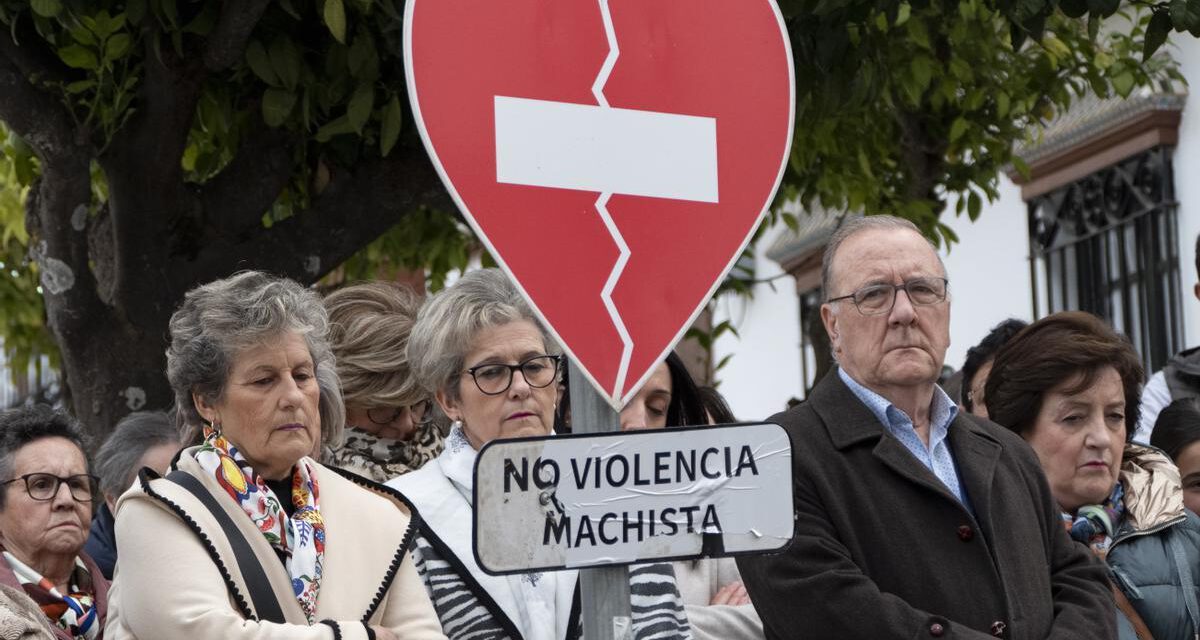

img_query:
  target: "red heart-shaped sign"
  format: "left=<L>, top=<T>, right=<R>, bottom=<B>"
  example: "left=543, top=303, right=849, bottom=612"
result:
left=405, top=0, right=795, bottom=406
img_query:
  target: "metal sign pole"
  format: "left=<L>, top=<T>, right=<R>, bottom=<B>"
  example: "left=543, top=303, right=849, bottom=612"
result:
left=567, top=360, right=633, bottom=640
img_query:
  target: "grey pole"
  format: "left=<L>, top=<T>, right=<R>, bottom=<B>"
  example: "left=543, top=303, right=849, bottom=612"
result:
left=567, top=359, right=633, bottom=640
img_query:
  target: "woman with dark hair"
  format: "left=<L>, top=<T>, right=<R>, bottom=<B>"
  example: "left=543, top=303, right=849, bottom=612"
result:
left=620, top=352, right=706, bottom=431
left=986, top=311, right=1200, bottom=639
left=0, top=405, right=108, bottom=640
left=1151, top=398, right=1200, bottom=516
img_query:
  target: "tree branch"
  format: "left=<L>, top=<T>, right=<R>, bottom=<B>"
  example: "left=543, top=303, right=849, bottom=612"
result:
left=199, top=124, right=296, bottom=233
left=203, top=0, right=272, bottom=72
left=182, top=141, right=453, bottom=289
left=0, top=35, right=78, bottom=165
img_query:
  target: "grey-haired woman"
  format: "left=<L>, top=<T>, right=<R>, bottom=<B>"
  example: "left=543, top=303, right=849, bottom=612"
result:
left=388, top=268, right=692, bottom=640
left=83, top=411, right=179, bottom=580
left=104, top=271, right=444, bottom=640
left=324, top=282, right=444, bottom=482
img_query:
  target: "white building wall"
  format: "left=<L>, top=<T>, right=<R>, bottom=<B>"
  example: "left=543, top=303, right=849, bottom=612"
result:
left=710, top=224, right=804, bottom=421
left=1172, top=34, right=1200, bottom=342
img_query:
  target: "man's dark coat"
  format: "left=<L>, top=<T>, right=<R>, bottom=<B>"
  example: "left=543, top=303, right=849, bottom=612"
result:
left=738, top=370, right=1115, bottom=639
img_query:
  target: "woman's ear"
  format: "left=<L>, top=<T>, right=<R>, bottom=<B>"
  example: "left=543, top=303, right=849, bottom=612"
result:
left=193, top=391, right=218, bottom=425
left=435, top=388, right=461, bottom=423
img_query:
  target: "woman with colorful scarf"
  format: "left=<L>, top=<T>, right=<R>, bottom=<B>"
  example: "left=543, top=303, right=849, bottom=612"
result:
left=986, top=311, right=1200, bottom=640
left=323, top=282, right=444, bottom=483
left=0, top=405, right=109, bottom=640
left=104, top=272, right=445, bottom=640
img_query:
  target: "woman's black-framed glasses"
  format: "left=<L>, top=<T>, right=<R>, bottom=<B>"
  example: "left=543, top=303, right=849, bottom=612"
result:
left=465, top=354, right=562, bottom=396
left=1, top=473, right=98, bottom=502
left=827, top=277, right=949, bottom=316
left=367, top=400, right=433, bottom=426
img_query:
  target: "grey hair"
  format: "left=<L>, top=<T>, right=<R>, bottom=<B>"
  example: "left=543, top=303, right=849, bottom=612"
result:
left=0, top=405, right=90, bottom=510
left=94, top=411, right=180, bottom=500
left=166, top=270, right=346, bottom=448
left=820, top=214, right=944, bottom=302
left=324, top=281, right=425, bottom=408
left=408, top=268, right=557, bottom=401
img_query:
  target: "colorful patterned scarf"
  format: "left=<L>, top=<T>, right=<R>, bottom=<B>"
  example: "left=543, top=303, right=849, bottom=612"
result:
left=327, top=420, right=445, bottom=483
left=1061, top=482, right=1125, bottom=557
left=2, top=551, right=97, bottom=639
left=194, top=428, right=325, bottom=622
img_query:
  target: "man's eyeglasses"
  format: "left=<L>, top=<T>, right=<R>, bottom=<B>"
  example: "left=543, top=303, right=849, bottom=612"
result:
left=1, top=473, right=98, bottom=502
left=465, top=355, right=561, bottom=396
left=827, top=277, right=949, bottom=316
left=367, top=400, right=432, bottom=426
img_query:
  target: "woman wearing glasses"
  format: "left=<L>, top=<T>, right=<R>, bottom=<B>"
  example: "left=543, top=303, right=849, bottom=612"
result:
left=104, top=271, right=444, bottom=640
left=389, top=268, right=692, bottom=640
left=324, top=282, right=444, bottom=482
left=0, top=404, right=108, bottom=639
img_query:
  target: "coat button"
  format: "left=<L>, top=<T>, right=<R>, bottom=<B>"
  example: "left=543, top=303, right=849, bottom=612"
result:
left=991, top=620, right=1006, bottom=637
left=929, top=622, right=945, bottom=637
left=957, top=525, right=974, bottom=541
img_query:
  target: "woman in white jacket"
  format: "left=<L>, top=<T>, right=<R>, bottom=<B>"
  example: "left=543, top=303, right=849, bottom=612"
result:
left=104, top=271, right=445, bottom=640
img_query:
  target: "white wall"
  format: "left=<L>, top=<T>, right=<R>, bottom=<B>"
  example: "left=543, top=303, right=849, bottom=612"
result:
left=1171, top=34, right=1200, bottom=343
left=710, top=224, right=804, bottom=421
left=938, top=178, right=1035, bottom=371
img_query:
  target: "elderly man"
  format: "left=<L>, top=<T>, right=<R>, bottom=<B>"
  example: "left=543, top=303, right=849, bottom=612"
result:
left=738, top=216, right=1113, bottom=639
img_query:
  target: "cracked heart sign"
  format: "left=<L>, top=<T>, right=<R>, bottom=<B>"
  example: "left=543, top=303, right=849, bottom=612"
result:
left=405, top=0, right=794, bottom=407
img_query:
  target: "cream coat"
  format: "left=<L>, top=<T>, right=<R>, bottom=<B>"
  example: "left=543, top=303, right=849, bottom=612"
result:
left=104, top=451, right=446, bottom=640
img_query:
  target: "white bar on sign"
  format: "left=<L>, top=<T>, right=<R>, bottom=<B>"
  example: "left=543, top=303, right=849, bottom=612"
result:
left=494, top=96, right=718, bottom=203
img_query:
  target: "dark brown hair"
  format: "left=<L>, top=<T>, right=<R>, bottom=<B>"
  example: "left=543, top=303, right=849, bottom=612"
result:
left=984, top=311, right=1143, bottom=440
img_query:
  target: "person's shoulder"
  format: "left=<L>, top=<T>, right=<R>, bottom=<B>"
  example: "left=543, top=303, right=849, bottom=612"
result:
left=954, top=413, right=1040, bottom=466
left=317, top=461, right=417, bottom=521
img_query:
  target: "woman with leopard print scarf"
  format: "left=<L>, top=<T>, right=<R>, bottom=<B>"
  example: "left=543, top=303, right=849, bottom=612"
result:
left=324, top=281, right=445, bottom=483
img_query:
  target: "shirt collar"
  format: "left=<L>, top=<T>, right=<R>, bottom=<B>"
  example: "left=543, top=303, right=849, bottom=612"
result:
left=838, top=367, right=959, bottom=443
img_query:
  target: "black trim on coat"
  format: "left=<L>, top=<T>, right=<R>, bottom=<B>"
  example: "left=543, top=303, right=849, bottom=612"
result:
left=135, top=467, right=258, bottom=621
left=319, top=620, right=343, bottom=640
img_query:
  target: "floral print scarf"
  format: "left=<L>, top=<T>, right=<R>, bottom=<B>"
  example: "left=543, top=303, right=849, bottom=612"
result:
left=2, top=550, right=97, bottom=639
left=194, top=427, right=325, bottom=622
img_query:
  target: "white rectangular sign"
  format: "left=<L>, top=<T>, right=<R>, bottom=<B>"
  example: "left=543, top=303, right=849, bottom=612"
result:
left=473, top=423, right=793, bottom=575
left=494, top=95, right=719, bottom=203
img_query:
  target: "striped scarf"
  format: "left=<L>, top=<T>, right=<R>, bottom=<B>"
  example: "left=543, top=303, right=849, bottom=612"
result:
left=195, top=427, right=325, bottom=622
left=2, top=551, right=97, bottom=640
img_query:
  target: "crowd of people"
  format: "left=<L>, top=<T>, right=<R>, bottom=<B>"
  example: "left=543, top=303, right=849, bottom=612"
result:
left=0, top=215, right=1198, bottom=639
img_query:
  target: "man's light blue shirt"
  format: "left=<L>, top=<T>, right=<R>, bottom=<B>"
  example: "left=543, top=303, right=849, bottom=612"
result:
left=838, top=367, right=972, bottom=511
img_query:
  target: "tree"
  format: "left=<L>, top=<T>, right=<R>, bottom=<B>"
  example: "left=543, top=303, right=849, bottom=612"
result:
left=0, top=0, right=1183, bottom=437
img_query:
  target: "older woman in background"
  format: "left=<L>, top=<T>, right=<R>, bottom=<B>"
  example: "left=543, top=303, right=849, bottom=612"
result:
left=0, top=405, right=108, bottom=640
left=986, top=311, right=1200, bottom=639
left=389, top=268, right=691, bottom=640
left=323, top=282, right=443, bottom=482
left=105, top=271, right=444, bottom=640
left=83, top=411, right=179, bottom=580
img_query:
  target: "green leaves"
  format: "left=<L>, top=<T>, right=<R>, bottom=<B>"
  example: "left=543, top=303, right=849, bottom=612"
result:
left=1145, top=10, right=1172, bottom=60
left=58, top=44, right=99, bottom=70
left=324, top=0, right=347, bottom=43
left=262, top=89, right=298, bottom=128
left=347, top=83, right=375, bottom=133
left=380, top=95, right=402, bottom=157
left=30, top=0, right=61, bottom=18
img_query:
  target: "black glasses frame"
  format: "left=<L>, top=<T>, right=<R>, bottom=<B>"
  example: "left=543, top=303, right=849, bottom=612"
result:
left=1, top=472, right=99, bottom=503
left=367, top=400, right=433, bottom=426
left=826, top=277, right=949, bottom=316
left=464, top=354, right=562, bottom=396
